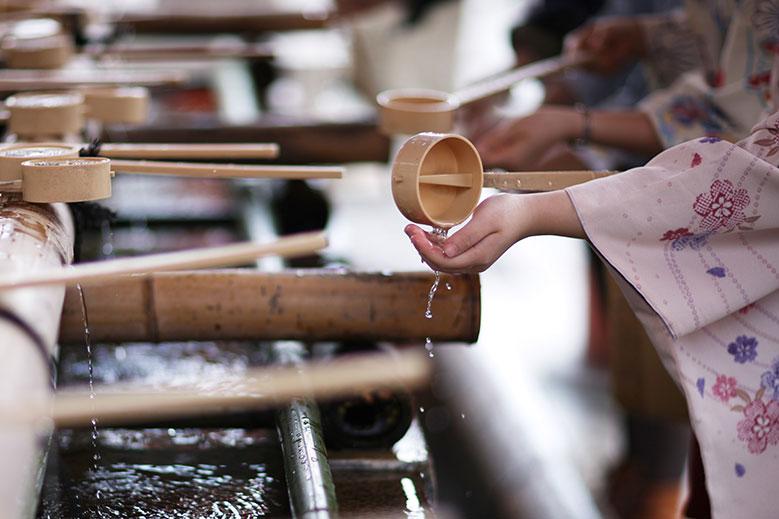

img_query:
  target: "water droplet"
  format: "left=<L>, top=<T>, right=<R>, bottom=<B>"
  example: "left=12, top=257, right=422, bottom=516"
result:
left=423, top=227, right=448, bottom=318
left=418, top=406, right=425, bottom=413
left=460, top=413, right=466, bottom=419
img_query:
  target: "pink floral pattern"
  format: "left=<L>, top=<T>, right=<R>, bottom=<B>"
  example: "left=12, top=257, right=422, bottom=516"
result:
left=737, top=398, right=779, bottom=454
left=713, top=374, right=739, bottom=402
left=693, top=179, right=751, bottom=231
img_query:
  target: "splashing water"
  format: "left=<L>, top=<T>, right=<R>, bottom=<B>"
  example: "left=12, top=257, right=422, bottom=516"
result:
left=76, top=284, right=101, bottom=475
left=424, top=227, right=448, bottom=319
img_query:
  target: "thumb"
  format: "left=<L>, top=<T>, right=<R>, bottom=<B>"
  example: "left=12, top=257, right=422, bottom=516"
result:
left=441, top=210, right=496, bottom=257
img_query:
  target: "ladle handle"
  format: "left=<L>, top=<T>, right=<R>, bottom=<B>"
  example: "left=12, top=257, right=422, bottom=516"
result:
left=0, top=231, right=327, bottom=290
left=0, top=70, right=189, bottom=91
left=47, top=350, right=429, bottom=428
left=483, top=170, right=613, bottom=191
left=109, top=159, right=343, bottom=179
left=98, top=143, right=280, bottom=160
left=454, top=53, right=591, bottom=106
left=86, top=42, right=274, bottom=61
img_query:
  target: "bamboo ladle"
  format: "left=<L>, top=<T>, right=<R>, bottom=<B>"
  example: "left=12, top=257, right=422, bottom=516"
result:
left=0, top=143, right=280, bottom=182
left=0, top=18, right=74, bottom=69
left=0, top=231, right=327, bottom=291
left=0, top=156, right=342, bottom=203
left=3, top=88, right=150, bottom=137
left=392, top=132, right=612, bottom=228
left=377, top=54, right=589, bottom=135
left=1, top=349, right=428, bottom=428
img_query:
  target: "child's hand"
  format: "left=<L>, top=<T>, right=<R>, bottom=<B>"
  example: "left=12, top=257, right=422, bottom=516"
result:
left=404, top=191, right=585, bottom=274
left=404, top=194, right=528, bottom=273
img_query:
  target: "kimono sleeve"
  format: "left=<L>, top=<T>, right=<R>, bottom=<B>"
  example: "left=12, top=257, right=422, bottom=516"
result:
left=566, top=111, right=779, bottom=338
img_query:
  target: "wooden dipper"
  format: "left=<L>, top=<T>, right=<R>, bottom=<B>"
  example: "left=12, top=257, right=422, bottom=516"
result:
left=0, top=143, right=79, bottom=181
left=391, top=132, right=612, bottom=228
left=81, top=86, right=150, bottom=125
left=3, top=156, right=342, bottom=203
left=1, top=18, right=74, bottom=69
left=4, top=88, right=150, bottom=138
left=4, top=91, right=84, bottom=139
left=377, top=54, right=588, bottom=135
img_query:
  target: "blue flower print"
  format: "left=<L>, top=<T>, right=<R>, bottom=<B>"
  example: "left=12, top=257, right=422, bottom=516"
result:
left=699, top=136, right=722, bottom=144
left=728, top=336, right=758, bottom=364
left=761, top=358, right=779, bottom=400
left=672, top=232, right=712, bottom=251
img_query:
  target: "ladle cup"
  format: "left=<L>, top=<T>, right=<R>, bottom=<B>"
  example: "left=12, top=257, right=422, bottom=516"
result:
left=391, top=132, right=612, bottom=228
left=377, top=53, right=589, bottom=135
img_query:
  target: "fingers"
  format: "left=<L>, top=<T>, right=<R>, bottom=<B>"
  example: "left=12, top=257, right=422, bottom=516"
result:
left=473, top=119, right=532, bottom=168
left=404, top=214, right=502, bottom=273
left=440, top=212, right=496, bottom=257
left=406, top=226, right=504, bottom=273
left=563, top=24, right=594, bottom=54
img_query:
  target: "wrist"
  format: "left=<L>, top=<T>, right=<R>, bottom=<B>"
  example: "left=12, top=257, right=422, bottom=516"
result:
left=523, top=191, right=585, bottom=239
left=539, top=106, right=586, bottom=142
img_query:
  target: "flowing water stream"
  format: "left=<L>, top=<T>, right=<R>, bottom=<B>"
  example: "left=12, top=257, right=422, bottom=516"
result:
left=76, top=284, right=101, bottom=479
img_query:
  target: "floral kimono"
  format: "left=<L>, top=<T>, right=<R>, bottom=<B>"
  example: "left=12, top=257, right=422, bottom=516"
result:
left=566, top=4, right=779, bottom=514
left=638, top=0, right=778, bottom=146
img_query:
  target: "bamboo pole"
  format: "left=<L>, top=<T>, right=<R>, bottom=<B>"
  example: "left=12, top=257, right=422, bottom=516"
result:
left=0, top=232, right=328, bottom=290
left=96, top=143, right=280, bottom=160
left=58, top=270, right=481, bottom=344
left=0, top=194, right=74, bottom=519
left=10, top=349, right=430, bottom=428
left=85, top=41, right=275, bottom=61
left=109, top=159, right=343, bottom=180
left=113, top=8, right=332, bottom=34
left=0, top=69, right=189, bottom=92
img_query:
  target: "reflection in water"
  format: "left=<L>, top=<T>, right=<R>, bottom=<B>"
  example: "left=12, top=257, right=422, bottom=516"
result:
left=39, top=428, right=289, bottom=518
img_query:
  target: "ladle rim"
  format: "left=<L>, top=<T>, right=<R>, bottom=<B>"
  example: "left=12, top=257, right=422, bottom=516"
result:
left=377, top=88, right=459, bottom=113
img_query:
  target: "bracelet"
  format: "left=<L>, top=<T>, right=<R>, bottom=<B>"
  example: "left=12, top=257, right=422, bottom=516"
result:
left=574, top=103, right=591, bottom=147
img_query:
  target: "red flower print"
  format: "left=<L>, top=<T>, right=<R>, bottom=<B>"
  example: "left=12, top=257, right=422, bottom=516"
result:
left=749, top=71, right=771, bottom=88
left=709, top=69, right=724, bottom=87
left=740, top=303, right=757, bottom=315
left=660, top=228, right=692, bottom=242
left=691, top=153, right=702, bottom=167
left=737, top=398, right=779, bottom=454
left=713, top=374, right=738, bottom=402
left=693, top=180, right=750, bottom=231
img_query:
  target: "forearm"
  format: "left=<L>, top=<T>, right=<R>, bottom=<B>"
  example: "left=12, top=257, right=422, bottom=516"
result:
left=523, top=190, right=585, bottom=240
left=588, top=109, right=664, bottom=156
left=548, top=106, right=664, bottom=156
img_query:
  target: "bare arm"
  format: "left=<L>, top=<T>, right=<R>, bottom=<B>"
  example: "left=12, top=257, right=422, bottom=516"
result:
left=473, top=106, right=663, bottom=170
left=405, top=190, right=584, bottom=274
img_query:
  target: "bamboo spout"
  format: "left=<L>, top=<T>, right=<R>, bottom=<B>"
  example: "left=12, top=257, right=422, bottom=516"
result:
left=58, top=270, right=481, bottom=344
left=0, top=194, right=74, bottom=518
